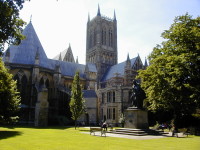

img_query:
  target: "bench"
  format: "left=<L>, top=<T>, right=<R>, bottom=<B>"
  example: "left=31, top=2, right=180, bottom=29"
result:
left=175, top=132, right=189, bottom=138
left=90, top=127, right=106, bottom=137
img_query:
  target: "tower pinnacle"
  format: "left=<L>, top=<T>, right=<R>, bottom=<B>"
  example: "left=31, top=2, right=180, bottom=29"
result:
left=30, top=14, right=32, bottom=22
left=113, top=10, right=116, bottom=21
left=97, top=4, right=101, bottom=16
left=88, top=13, right=90, bottom=22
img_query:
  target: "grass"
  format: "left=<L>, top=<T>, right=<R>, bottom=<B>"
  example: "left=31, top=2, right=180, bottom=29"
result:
left=0, top=126, right=200, bottom=150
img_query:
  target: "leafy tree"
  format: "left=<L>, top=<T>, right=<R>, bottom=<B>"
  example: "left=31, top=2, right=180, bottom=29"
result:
left=69, top=72, right=85, bottom=129
left=138, top=14, right=200, bottom=128
left=0, top=58, right=21, bottom=124
left=0, top=0, right=27, bottom=54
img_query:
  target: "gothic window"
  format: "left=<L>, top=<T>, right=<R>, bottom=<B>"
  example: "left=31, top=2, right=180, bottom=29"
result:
left=101, top=109, right=104, bottom=120
left=91, top=32, right=94, bottom=47
left=89, top=32, right=93, bottom=48
left=107, top=108, right=111, bottom=119
left=104, top=29, right=106, bottom=45
left=14, top=74, right=29, bottom=106
left=14, top=74, right=20, bottom=90
left=113, top=91, right=115, bottom=103
left=101, top=30, right=103, bottom=45
left=113, top=108, right=116, bottom=120
left=102, top=28, right=106, bottom=45
left=102, top=93, right=104, bottom=104
left=21, top=75, right=28, bottom=105
left=107, top=92, right=111, bottom=102
left=39, top=77, right=44, bottom=88
left=94, top=28, right=96, bottom=46
left=109, top=29, right=113, bottom=47
left=45, top=79, right=49, bottom=88
left=107, top=108, right=109, bottom=119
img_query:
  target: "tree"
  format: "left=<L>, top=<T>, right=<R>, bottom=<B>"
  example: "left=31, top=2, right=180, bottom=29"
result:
left=0, top=58, right=21, bottom=124
left=0, top=0, right=27, bottom=54
left=69, top=72, right=85, bottom=129
left=137, top=14, right=200, bottom=128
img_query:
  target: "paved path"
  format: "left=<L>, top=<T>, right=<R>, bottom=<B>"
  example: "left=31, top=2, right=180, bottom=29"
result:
left=81, top=131, right=171, bottom=140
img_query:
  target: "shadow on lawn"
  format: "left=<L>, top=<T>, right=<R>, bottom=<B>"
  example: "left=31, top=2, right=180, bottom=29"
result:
left=2, top=125, right=74, bottom=130
left=0, top=131, right=22, bottom=140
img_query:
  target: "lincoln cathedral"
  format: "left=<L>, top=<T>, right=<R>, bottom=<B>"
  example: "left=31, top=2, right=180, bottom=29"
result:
left=3, top=6, right=147, bottom=126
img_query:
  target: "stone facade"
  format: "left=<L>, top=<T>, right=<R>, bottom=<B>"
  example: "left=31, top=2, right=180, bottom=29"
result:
left=3, top=6, right=147, bottom=126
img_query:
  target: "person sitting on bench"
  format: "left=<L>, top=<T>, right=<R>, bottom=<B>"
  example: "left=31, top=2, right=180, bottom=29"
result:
left=102, top=122, right=107, bottom=131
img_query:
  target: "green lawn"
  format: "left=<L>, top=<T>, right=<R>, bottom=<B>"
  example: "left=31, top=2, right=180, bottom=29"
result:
left=0, top=126, right=199, bottom=150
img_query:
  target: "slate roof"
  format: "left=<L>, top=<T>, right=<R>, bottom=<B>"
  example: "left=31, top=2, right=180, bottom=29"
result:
left=101, top=57, right=137, bottom=82
left=83, top=90, right=97, bottom=98
left=3, top=22, right=50, bottom=69
left=86, top=63, right=97, bottom=72
left=48, top=59, right=85, bottom=77
left=3, top=22, right=86, bottom=78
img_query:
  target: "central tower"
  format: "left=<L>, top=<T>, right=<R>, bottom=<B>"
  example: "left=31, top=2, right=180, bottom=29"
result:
left=86, top=5, right=118, bottom=83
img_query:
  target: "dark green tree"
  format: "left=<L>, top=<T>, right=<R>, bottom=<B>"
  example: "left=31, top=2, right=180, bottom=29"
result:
left=138, top=14, right=200, bottom=127
left=0, top=0, right=27, bottom=54
left=0, top=58, right=21, bottom=124
left=69, top=72, right=85, bottom=129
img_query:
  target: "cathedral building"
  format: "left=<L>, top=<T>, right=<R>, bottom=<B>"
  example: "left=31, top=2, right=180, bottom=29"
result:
left=3, top=6, right=146, bottom=126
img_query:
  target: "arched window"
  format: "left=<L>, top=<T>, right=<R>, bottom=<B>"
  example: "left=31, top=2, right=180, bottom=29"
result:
left=21, top=75, right=28, bottom=105
left=14, top=74, right=20, bottom=90
left=39, top=77, right=44, bottom=88
left=45, top=79, right=49, bottom=88
left=89, top=31, right=93, bottom=48
left=102, top=28, right=106, bottom=45
left=109, top=29, right=113, bottom=47
left=94, top=28, right=96, bottom=46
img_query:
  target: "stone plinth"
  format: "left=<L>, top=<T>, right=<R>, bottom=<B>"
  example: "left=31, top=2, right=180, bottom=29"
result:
left=35, top=87, right=49, bottom=127
left=124, top=107, right=149, bottom=129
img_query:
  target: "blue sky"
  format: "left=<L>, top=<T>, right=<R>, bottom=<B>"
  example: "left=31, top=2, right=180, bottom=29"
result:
left=20, top=0, right=200, bottom=64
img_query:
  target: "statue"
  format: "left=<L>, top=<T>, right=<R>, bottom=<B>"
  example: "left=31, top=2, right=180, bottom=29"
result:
left=130, top=80, right=146, bottom=109
left=125, top=80, right=149, bottom=129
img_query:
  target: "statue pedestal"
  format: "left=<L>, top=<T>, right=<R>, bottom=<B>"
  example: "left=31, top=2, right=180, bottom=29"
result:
left=124, top=107, right=149, bottom=129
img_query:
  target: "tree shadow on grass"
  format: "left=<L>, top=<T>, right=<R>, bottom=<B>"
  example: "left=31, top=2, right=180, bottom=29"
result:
left=0, top=131, right=22, bottom=140
left=3, top=125, right=74, bottom=130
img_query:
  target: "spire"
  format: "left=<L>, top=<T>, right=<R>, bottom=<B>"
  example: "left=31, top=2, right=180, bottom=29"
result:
left=113, top=9, right=116, bottom=21
left=127, top=53, right=130, bottom=61
left=63, top=43, right=75, bottom=63
left=30, top=14, right=32, bottom=23
left=76, top=56, right=79, bottom=64
left=68, top=43, right=71, bottom=50
left=126, top=53, right=131, bottom=68
left=97, top=4, right=101, bottom=16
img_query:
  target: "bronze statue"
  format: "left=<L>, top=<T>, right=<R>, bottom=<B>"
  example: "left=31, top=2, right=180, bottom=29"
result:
left=130, top=80, right=146, bottom=109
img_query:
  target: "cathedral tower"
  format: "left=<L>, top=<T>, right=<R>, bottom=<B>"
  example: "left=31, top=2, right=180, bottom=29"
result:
left=86, top=5, right=118, bottom=83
